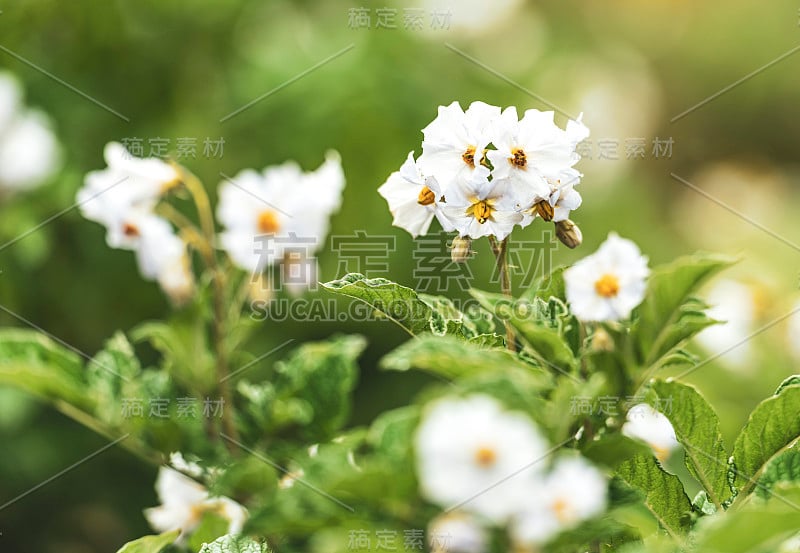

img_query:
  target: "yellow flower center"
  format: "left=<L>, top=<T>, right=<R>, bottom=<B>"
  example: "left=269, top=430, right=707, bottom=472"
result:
left=594, top=274, right=620, bottom=298
left=462, top=146, right=477, bottom=168
left=533, top=199, right=554, bottom=221
left=257, top=210, right=280, bottom=234
left=474, top=446, right=497, bottom=467
left=468, top=199, right=493, bottom=224
left=417, top=186, right=436, bottom=206
left=552, top=497, right=573, bottom=522
left=511, top=147, right=527, bottom=168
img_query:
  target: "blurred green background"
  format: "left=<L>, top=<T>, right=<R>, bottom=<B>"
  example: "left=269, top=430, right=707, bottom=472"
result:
left=1, top=0, right=799, bottom=550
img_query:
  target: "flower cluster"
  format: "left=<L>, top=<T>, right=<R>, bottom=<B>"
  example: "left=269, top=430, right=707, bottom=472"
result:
left=379, top=101, right=588, bottom=249
left=0, top=72, right=60, bottom=192
left=77, top=143, right=193, bottom=304
left=77, top=143, right=345, bottom=303
left=415, top=395, right=608, bottom=547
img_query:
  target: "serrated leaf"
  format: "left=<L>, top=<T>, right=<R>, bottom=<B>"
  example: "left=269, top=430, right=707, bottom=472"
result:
left=649, top=380, right=730, bottom=508
left=732, top=385, right=800, bottom=494
left=198, top=534, right=271, bottom=553
left=776, top=375, right=800, bottom=395
left=115, top=530, right=179, bottom=553
left=323, top=273, right=439, bottom=335
left=0, top=328, right=93, bottom=410
left=632, top=254, right=734, bottom=367
left=470, top=289, right=576, bottom=371
left=616, top=454, right=691, bottom=542
left=755, top=448, right=800, bottom=500
left=271, top=335, right=366, bottom=441
left=380, top=334, right=551, bottom=387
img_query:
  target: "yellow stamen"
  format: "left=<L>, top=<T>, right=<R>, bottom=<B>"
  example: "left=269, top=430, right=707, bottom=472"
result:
left=257, top=210, right=280, bottom=234
left=474, top=447, right=497, bottom=467
left=511, top=147, right=527, bottom=168
left=468, top=200, right=493, bottom=224
left=462, top=146, right=477, bottom=168
left=552, top=498, right=572, bottom=522
left=417, top=186, right=436, bottom=206
left=594, top=274, right=620, bottom=298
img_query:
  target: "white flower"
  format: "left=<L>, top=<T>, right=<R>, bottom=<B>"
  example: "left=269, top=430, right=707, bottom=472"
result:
left=78, top=142, right=180, bottom=223
left=439, top=166, right=523, bottom=240
left=622, top=403, right=680, bottom=463
left=378, top=151, right=450, bottom=237
left=696, top=279, right=756, bottom=370
left=486, top=108, right=588, bottom=208
left=168, top=452, right=204, bottom=478
left=0, top=72, right=60, bottom=191
left=428, top=512, right=488, bottom=553
left=144, top=466, right=247, bottom=540
left=217, top=151, right=345, bottom=274
left=415, top=395, right=549, bottom=523
left=511, top=457, right=607, bottom=546
left=418, top=101, right=499, bottom=186
left=564, top=233, right=650, bottom=322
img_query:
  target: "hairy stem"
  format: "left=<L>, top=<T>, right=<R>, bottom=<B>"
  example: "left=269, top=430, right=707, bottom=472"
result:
left=180, top=169, right=240, bottom=452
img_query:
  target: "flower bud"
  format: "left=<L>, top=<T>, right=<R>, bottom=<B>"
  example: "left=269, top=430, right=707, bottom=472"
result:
left=533, top=199, right=554, bottom=222
left=450, top=236, right=472, bottom=263
left=555, top=219, right=582, bottom=249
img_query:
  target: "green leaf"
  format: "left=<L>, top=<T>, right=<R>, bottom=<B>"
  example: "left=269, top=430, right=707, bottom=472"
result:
left=470, top=289, right=576, bottom=371
left=649, top=380, right=730, bottom=507
left=380, top=334, right=551, bottom=387
left=632, top=253, right=734, bottom=367
left=776, top=375, right=800, bottom=395
left=693, top=484, right=800, bottom=553
left=322, top=274, right=434, bottom=335
left=616, top=454, right=691, bottom=541
left=188, top=512, right=231, bottom=552
left=271, top=335, right=366, bottom=441
left=0, top=328, right=93, bottom=410
left=732, top=385, right=800, bottom=493
left=524, top=266, right=567, bottom=303
left=115, top=530, right=179, bottom=553
left=754, top=448, right=800, bottom=500
left=198, top=535, right=271, bottom=553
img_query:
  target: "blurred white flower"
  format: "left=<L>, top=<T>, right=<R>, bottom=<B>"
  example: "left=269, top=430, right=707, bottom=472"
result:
left=622, top=404, right=680, bottom=463
left=510, top=457, right=607, bottom=546
left=415, top=395, right=549, bottom=523
left=378, top=151, right=449, bottom=237
left=428, top=512, right=488, bottom=553
left=439, top=166, right=523, bottom=240
left=696, top=279, right=756, bottom=370
left=78, top=144, right=194, bottom=303
left=787, top=300, right=800, bottom=360
left=0, top=72, right=60, bottom=191
left=564, top=233, right=650, bottom=322
left=418, top=101, right=499, bottom=186
left=144, top=466, right=247, bottom=540
left=168, top=452, right=204, bottom=478
left=217, top=151, right=344, bottom=274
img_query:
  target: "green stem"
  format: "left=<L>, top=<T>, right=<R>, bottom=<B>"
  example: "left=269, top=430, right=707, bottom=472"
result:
left=490, top=236, right=516, bottom=352
left=180, top=169, right=240, bottom=452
